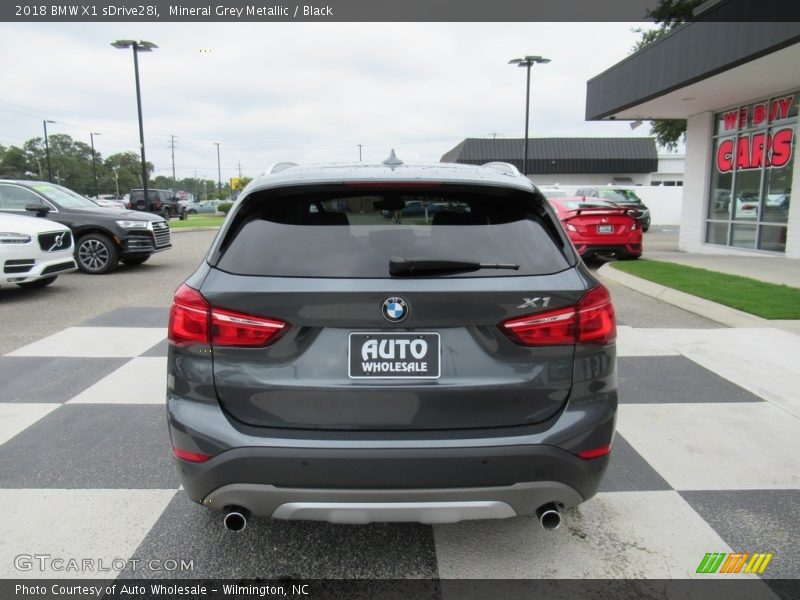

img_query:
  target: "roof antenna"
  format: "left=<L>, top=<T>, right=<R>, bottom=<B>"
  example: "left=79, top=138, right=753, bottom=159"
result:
left=383, top=149, right=403, bottom=166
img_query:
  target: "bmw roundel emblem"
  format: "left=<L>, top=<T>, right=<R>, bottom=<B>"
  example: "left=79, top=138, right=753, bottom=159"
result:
left=382, top=297, right=408, bottom=323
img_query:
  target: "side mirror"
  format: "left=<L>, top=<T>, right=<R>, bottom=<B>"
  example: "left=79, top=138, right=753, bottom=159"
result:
left=25, top=204, right=50, bottom=217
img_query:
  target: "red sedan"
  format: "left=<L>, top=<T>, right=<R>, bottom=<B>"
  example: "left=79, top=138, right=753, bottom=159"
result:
left=548, top=196, right=642, bottom=260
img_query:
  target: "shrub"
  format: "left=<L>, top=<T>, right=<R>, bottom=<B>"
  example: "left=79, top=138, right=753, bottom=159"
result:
left=217, top=202, right=234, bottom=215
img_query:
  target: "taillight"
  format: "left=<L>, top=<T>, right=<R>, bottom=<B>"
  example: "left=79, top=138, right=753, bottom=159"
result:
left=168, top=283, right=288, bottom=347
left=172, top=447, right=211, bottom=463
left=499, top=284, right=616, bottom=346
left=577, top=284, right=616, bottom=344
left=210, top=308, right=286, bottom=347
left=500, top=306, right=576, bottom=346
left=576, top=444, right=612, bottom=459
left=168, top=284, right=209, bottom=345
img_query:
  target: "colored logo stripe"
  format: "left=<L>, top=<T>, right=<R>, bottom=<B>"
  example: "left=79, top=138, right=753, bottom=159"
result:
left=697, top=552, right=773, bottom=574
left=745, top=553, right=774, bottom=574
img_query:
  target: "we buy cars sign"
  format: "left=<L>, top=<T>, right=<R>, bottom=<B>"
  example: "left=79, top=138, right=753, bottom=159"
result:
left=715, top=94, right=794, bottom=173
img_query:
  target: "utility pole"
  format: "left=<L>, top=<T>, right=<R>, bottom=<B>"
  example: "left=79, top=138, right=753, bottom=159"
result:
left=238, top=161, right=242, bottom=178
left=90, top=132, right=101, bottom=198
left=357, top=144, right=363, bottom=161
left=169, top=135, right=177, bottom=186
left=43, top=120, right=55, bottom=182
left=214, top=142, right=222, bottom=199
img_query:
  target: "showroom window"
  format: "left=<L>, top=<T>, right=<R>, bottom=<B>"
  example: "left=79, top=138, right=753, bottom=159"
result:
left=707, top=91, right=797, bottom=252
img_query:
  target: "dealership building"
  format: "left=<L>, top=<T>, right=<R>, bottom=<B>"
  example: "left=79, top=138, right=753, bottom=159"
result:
left=441, top=137, right=660, bottom=186
left=586, top=6, right=800, bottom=258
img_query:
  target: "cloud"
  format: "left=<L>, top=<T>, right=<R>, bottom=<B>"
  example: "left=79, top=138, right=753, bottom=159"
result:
left=0, top=22, right=655, bottom=180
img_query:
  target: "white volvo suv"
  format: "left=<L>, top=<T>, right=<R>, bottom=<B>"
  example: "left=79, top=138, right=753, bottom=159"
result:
left=0, top=212, right=77, bottom=288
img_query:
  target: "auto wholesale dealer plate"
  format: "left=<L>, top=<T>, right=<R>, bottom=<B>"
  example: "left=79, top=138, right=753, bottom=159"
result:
left=348, top=332, right=441, bottom=379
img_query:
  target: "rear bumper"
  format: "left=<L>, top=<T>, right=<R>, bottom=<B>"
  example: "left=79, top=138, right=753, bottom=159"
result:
left=173, top=442, right=609, bottom=507
left=168, top=395, right=614, bottom=522
left=202, top=481, right=586, bottom=523
left=576, top=243, right=642, bottom=258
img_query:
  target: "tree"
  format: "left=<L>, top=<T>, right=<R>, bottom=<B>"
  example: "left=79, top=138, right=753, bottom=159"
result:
left=631, top=0, right=705, bottom=150
left=0, top=145, right=32, bottom=179
left=103, top=152, right=154, bottom=195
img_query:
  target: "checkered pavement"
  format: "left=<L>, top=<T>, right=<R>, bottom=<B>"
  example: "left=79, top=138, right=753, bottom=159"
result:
left=0, top=308, right=798, bottom=583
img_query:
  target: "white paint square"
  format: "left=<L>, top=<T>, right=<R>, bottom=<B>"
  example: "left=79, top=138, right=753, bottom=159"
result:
left=0, top=404, right=60, bottom=446
left=434, top=491, right=756, bottom=579
left=0, top=489, right=176, bottom=579
left=618, top=403, right=800, bottom=490
left=7, top=327, right=165, bottom=358
left=68, top=357, right=166, bottom=404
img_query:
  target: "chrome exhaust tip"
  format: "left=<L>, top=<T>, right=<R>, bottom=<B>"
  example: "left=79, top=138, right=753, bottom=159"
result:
left=223, top=507, right=250, bottom=532
left=537, top=503, right=562, bottom=531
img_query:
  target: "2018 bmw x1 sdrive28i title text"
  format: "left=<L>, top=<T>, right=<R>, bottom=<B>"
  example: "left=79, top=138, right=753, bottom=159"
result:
left=166, top=154, right=617, bottom=532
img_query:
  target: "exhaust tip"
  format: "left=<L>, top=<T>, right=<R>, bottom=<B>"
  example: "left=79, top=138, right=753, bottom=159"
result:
left=537, top=503, right=562, bottom=531
left=223, top=507, right=249, bottom=532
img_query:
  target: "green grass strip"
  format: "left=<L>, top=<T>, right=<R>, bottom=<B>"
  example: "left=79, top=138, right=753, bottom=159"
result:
left=611, top=260, right=800, bottom=319
left=168, top=215, right=225, bottom=228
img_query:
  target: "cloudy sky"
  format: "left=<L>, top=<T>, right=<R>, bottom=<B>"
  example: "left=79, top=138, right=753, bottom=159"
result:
left=0, top=22, right=656, bottom=181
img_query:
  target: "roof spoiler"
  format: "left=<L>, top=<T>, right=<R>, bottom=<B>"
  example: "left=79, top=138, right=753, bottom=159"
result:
left=482, top=162, right=522, bottom=177
left=262, top=162, right=298, bottom=176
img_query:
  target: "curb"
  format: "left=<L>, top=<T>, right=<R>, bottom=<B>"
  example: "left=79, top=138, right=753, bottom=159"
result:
left=597, top=262, right=769, bottom=328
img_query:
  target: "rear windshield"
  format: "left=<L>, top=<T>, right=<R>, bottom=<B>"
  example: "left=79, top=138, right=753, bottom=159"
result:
left=596, top=189, right=643, bottom=204
left=214, top=185, right=570, bottom=278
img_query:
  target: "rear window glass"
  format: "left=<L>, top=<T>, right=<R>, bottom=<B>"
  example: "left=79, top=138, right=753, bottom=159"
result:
left=596, top=189, right=643, bottom=204
left=215, top=186, right=570, bottom=278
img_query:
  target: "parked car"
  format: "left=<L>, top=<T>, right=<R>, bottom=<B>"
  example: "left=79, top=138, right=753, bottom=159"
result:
left=549, top=196, right=642, bottom=260
left=128, top=188, right=188, bottom=220
left=0, top=212, right=77, bottom=288
left=91, top=195, right=127, bottom=210
left=575, top=186, right=651, bottom=232
left=187, top=200, right=224, bottom=215
left=0, top=180, right=171, bottom=274
left=167, top=156, right=617, bottom=531
left=537, top=186, right=568, bottom=197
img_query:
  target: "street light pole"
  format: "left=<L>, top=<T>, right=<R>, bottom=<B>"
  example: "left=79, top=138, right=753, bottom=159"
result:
left=112, top=39, right=157, bottom=206
left=43, top=120, right=56, bottom=182
left=214, top=142, right=222, bottom=199
left=90, top=132, right=101, bottom=198
left=508, top=55, right=550, bottom=175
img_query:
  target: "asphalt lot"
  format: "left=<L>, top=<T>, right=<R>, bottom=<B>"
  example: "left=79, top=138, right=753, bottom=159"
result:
left=1, top=227, right=798, bottom=588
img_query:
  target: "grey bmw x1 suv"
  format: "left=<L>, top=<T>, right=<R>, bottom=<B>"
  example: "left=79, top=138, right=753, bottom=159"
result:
left=167, top=155, right=617, bottom=531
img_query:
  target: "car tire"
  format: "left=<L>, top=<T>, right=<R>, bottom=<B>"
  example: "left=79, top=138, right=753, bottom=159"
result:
left=17, top=276, right=57, bottom=289
left=121, top=256, right=150, bottom=266
left=162, top=209, right=171, bottom=221
left=180, top=209, right=189, bottom=221
left=76, top=233, right=118, bottom=274
left=188, top=209, right=197, bottom=215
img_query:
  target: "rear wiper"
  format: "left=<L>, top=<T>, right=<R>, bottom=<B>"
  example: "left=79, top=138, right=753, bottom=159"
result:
left=389, top=257, right=520, bottom=276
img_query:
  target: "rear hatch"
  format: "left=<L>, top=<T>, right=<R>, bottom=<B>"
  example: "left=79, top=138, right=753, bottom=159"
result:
left=562, top=207, right=638, bottom=240
left=193, top=183, right=606, bottom=431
